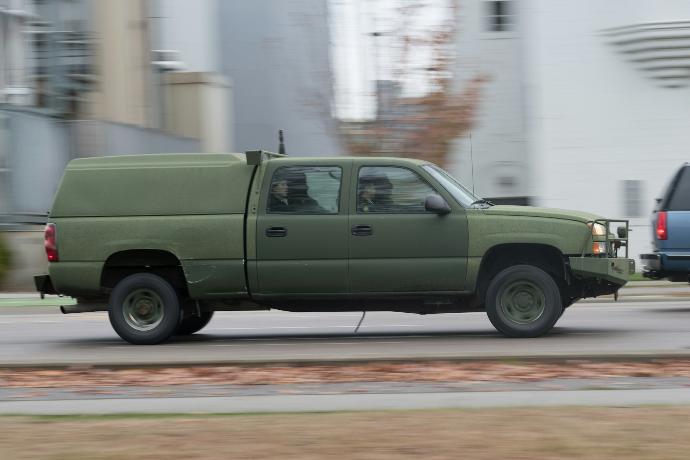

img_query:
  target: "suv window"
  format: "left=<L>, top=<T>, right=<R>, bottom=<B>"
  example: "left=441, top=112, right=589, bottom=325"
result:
left=267, top=166, right=342, bottom=214
left=666, top=166, right=690, bottom=211
left=357, top=166, right=437, bottom=213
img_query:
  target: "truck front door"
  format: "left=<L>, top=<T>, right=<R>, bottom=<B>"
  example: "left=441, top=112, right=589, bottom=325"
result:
left=348, top=164, right=468, bottom=293
left=254, top=162, right=351, bottom=295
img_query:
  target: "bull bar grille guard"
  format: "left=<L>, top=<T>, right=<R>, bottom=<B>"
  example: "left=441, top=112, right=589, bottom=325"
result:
left=590, top=218, right=630, bottom=259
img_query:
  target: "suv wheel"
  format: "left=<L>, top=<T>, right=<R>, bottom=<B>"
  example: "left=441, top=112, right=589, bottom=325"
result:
left=108, top=273, right=181, bottom=345
left=485, top=264, right=563, bottom=338
left=177, top=311, right=214, bottom=335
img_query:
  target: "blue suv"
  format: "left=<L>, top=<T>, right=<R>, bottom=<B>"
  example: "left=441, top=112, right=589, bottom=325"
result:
left=641, top=163, right=690, bottom=282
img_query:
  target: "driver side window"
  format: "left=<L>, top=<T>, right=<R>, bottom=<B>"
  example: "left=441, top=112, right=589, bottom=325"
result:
left=357, top=166, right=437, bottom=213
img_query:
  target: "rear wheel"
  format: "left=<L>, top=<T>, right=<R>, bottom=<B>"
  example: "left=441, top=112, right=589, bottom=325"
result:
left=108, top=273, right=181, bottom=345
left=485, top=264, right=563, bottom=338
left=177, top=311, right=214, bottom=335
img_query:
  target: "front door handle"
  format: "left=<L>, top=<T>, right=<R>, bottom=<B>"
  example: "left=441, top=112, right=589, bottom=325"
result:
left=351, top=224, right=373, bottom=236
left=265, top=226, right=287, bottom=237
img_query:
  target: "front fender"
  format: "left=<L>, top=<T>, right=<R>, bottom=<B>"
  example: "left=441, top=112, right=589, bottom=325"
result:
left=467, top=212, right=590, bottom=256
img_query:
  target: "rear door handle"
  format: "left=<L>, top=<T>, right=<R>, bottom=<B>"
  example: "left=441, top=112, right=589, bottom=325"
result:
left=265, top=226, right=287, bottom=237
left=351, top=224, right=373, bottom=236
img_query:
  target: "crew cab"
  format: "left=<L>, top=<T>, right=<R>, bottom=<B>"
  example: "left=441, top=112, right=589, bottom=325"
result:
left=35, top=151, right=635, bottom=344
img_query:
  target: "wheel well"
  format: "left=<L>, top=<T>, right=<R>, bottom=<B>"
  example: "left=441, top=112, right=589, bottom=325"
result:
left=476, top=244, right=567, bottom=302
left=100, top=250, right=188, bottom=295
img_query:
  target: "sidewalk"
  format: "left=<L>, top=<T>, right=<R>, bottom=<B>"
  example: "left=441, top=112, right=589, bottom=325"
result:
left=3, top=387, right=690, bottom=415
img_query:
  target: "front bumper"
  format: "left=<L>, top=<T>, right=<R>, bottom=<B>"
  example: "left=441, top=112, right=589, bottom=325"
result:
left=568, top=256, right=635, bottom=285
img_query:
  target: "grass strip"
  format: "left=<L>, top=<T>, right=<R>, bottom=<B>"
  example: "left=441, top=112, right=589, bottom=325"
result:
left=2, top=407, right=690, bottom=459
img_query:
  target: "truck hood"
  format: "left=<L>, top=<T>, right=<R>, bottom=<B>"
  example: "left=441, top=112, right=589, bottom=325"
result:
left=482, top=205, right=604, bottom=223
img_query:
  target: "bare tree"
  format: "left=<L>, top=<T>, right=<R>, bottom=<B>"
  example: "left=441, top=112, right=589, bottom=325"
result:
left=337, top=0, right=487, bottom=167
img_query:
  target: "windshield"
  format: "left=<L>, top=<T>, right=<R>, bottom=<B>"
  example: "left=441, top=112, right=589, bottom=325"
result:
left=422, top=164, right=488, bottom=208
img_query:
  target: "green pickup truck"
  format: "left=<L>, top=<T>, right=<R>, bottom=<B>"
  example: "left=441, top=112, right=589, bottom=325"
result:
left=35, top=151, right=635, bottom=344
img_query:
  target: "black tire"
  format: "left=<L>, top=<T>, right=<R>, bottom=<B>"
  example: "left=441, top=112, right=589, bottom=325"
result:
left=108, top=273, right=181, bottom=345
left=485, top=264, right=563, bottom=338
left=176, top=311, right=214, bottom=335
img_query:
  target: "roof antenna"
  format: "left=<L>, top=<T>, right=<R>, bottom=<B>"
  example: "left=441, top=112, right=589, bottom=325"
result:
left=469, top=131, right=475, bottom=195
left=278, top=129, right=286, bottom=155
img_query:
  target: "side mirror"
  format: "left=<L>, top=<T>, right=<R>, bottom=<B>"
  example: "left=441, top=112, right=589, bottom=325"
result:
left=617, top=226, right=627, bottom=238
left=425, top=194, right=451, bottom=215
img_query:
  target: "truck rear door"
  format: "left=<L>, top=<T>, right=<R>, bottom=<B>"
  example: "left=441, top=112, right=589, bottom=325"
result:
left=251, top=160, right=352, bottom=295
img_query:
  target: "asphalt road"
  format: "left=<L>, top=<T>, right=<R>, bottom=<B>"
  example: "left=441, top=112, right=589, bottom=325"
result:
left=2, top=295, right=690, bottom=366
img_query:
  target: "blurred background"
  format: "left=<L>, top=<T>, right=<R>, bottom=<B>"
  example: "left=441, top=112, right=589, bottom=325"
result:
left=1, top=0, right=689, bottom=290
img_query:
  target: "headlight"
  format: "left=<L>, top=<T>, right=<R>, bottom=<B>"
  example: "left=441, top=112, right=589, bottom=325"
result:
left=587, top=222, right=607, bottom=236
left=592, top=242, right=607, bottom=255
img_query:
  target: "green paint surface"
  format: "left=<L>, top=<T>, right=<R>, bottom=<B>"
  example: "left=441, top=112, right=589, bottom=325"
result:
left=41, top=153, right=632, bottom=303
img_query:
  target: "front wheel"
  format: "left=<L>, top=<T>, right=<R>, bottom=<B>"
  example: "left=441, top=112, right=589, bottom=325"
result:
left=108, top=273, right=181, bottom=345
left=485, top=264, right=563, bottom=338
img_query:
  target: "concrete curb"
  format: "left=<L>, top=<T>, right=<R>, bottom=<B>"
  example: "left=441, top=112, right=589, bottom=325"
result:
left=3, top=388, right=690, bottom=414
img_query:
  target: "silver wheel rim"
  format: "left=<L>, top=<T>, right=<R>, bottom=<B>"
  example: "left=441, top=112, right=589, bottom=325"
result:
left=122, top=288, right=165, bottom=331
left=498, top=279, right=546, bottom=325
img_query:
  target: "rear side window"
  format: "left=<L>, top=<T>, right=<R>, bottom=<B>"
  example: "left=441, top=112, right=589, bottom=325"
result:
left=666, top=166, right=690, bottom=211
left=267, top=166, right=342, bottom=214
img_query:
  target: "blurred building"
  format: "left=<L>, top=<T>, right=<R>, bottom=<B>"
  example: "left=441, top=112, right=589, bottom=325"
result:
left=449, top=0, right=690, bottom=258
left=218, top=0, right=342, bottom=156
left=0, top=1, right=34, bottom=107
left=148, top=0, right=343, bottom=155
left=1, top=0, right=342, bottom=289
left=0, top=0, right=229, bottom=289
left=0, top=0, right=239, bottom=221
left=450, top=0, right=528, bottom=205
left=150, top=0, right=230, bottom=153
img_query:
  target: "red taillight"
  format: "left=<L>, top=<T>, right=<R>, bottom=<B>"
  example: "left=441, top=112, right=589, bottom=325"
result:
left=44, top=223, right=59, bottom=262
left=656, top=211, right=668, bottom=241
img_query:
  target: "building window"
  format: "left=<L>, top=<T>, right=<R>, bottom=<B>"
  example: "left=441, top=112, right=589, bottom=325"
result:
left=485, top=1, right=514, bottom=32
left=622, top=180, right=644, bottom=217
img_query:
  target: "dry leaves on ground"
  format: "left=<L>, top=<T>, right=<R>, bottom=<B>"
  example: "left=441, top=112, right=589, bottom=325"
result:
left=2, top=359, right=690, bottom=388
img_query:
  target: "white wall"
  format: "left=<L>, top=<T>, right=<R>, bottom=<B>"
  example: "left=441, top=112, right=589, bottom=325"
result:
left=218, top=0, right=343, bottom=156
left=449, top=0, right=529, bottom=201
left=523, top=0, right=690, bottom=261
left=151, top=0, right=220, bottom=72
